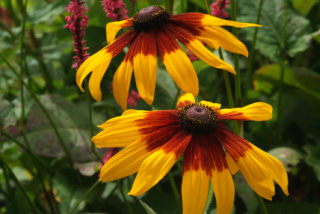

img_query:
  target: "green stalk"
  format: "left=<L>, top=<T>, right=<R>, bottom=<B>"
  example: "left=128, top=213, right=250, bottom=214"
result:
left=1, top=163, right=19, bottom=214
left=245, top=0, right=264, bottom=104
left=117, top=180, right=135, bottom=214
left=70, top=180, right=101, bottom=214
left=84, top=80, right=103, bottom=163
left=277, top=0, right=288, bottom=144
left=0, top=53, right=75, bottom=169
left=168, top=171, right=181, bottom=209
left=0, top=156, right=41, bottom=214
left=255, top=193, right=269, bottom=214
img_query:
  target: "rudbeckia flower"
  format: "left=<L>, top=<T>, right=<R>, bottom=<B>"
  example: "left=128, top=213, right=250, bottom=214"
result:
left=76, top=5, right=260, bottom=110
left=93, top=93, right=289, bottom=214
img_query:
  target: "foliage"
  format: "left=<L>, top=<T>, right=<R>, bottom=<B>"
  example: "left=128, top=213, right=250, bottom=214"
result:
left=0, top=0, right=320, bottom=213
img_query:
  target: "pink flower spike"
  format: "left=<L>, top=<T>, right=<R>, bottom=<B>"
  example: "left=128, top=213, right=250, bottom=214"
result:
left=101, top=0, right=129, bottom=21
left=65, top=0, right=90, bottom=69
left=211, top=0, right=230, bottom=19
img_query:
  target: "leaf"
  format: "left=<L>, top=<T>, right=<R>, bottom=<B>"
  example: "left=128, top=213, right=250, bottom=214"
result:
left=139, top=200, right=157, bottom=214
left=303, top=144, right=320, bottom=181
left=268, top=147, right=302, bottom=172
left=236, top=0, right=311, bottom=63
left=5, top=94, right=106, bottom=163
left=28, top=0, right=66, bottom=24
left=0, top=98, right=18, bottom=128
left=292, top=0, right=319, bottom=15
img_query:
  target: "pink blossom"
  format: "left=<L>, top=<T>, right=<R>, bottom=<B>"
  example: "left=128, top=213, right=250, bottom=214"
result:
left=101, top=0, right=129, bottom=21
left=65, top=0, right=90, bottom=69
left=211, top=0, right=230, bottom=19
left=127, top=90, right=141, bottom=108
left=99, top=148, right=121, bottom=169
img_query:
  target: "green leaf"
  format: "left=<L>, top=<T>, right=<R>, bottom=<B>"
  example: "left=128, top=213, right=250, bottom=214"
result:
left=292, top=0, right=319, bottom=15
left=139, top=200, right=157, bottom=214
left=303, top=144, right=320, bottom=181
left=237, top=0, right=311, bottom=62
left=5, top=94, right=106, bottom=163
left=268, top=147, right=302, bottom=172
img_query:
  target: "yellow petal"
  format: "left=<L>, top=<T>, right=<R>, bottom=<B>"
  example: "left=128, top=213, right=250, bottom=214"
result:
left=93, top=111, right=147, bottom=147
left=99, top=139, right=151, bottom=182
left=182, top=170, right=209, bottom=214
left=200, top=13, right=262, bottom=28
left=156, top=30, right=199, bottom=97
left=106, top=19, right=133, bottom=44
left=176, top=93, right=195, bottom=109
left=217, top=102, right=272, bottom=121
left=199, top=101, right=221, bottom=111
left=128, top=150, right=178, bottom=196
left=225, top=152, right=239, bottom=175
left=76, top=48, right=112, bottom=92
left=250, top=145, right=289, bottom=196
left=210, top=169, right=235, bottom=214
left=129, top=131, right=191, bottom=196
left=235, top=150, right=275, bottom=200
left=113, top=60, right=134, bottom=111
left=88, top=62, right=109, bottom=102
left=197, top=26, right=248, bottom=57
left=133, top=32, right=157, bottom=105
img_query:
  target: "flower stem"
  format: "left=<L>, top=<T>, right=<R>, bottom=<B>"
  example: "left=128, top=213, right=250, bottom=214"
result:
left=255, top=193, right=269, bottom=214
left=0, top=53, right=75, bottom=170
left=168, top=171, right=181, bottom=209
left=117, top=180, right=135, bottom=214
left=277, top=0, right=289, bottom=143
left=244, top=0, right=264, bottom=104
left=0, top=156, right=41, bottom=214
left=70, top=180, right=101, bottom=214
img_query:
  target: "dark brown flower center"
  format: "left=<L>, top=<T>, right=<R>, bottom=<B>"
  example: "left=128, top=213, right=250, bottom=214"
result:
left=178, top=104, right=218, bottom=135
left=132, top=6, right=169, bottom=32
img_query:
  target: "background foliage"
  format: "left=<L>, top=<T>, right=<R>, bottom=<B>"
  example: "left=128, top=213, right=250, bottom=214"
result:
left=0, top=0, right=320, bottom=213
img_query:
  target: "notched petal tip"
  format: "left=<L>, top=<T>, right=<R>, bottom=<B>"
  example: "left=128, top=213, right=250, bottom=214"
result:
left=176, top=93, right=195, bottom=109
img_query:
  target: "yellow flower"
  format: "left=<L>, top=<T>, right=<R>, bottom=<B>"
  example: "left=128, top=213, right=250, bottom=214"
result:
left=76, top=6, right=260, bottom=110
left=93, top=93, right=288, bottom=214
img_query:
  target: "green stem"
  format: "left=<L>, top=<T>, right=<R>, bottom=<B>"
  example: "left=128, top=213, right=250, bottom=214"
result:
left=0, top=53, right=75, bottom=169
left=84, top=80, right=103, bottom=163
left=117, top=180, right=135, bottom=214
left=203, top=0, right=211, bottom=14
left=70, top=180, right=101, bottom=214
left=277, top=0, right=288, bottom=143
left=245, top=0, right=264, bottom=103
left=255, top=193, right=269, bottom=214
left=169, top=0, right=174, bottom=14
left=168, top=171, right=181, bottom=209
left=0, top=156, right=41, bottom=214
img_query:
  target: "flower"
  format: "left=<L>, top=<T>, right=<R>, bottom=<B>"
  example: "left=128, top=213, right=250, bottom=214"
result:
left=93, top=93, right=289, bottom=214
left=211, top=0, right=230, bottom=19
left=65, top=0, right=90, bottom=69
left=76, top=6, right=261, bottom=110
left=101, top=0, right=129, bottom=21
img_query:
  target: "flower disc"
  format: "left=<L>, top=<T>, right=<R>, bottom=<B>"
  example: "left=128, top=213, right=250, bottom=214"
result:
left=178, top=104, right=218, bottom=135
left=133, top=6, right=169, bottom=31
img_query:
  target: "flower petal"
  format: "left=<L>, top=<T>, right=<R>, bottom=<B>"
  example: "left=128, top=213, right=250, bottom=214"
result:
left=88, top=62, right=109, bottom=101
left=129, top=130, right=191, bottom=196
left=99, top=139, right=151, bottom=183
left=217, top=102, right=272, bottom=121
left=157, top=28, right=199, bottom=97
left=225, top=152, right=239, bottom=175
left=113, top=33, right=137, bottom=110
left=106, top=19, right=133, bottom=44
left=210, top=168, right=235, bottom=214
left=216, top=126, right=283, bottom=200
left=199, top=101, right=221, bottom=111
left=197, top=26, right=248, bottom=57
left=176, top=93, right=195, bottom=109
left=133, top=32, right=157, bottom=105
left=168, top=24, right=236, bottom=74
left=76, top=29, right=136, bottom=96
left=181, top=170, right=209, bottom=214
left=171, top=13, right=261, bottom=28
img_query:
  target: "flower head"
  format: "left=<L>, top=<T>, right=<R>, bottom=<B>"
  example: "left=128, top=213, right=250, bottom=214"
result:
left=76, top=6, right=261, bottom=110
left=211, top=0, right=230, bottom=19
left=93, top=93, right=288, bottom=214
left=65, top=0, right=90, bottom=69
left=101, top=0, right=129, bottom=21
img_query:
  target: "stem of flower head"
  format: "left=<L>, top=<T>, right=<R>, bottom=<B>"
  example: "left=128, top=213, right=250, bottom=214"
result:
left=244, top=0, right=264, bottom=104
